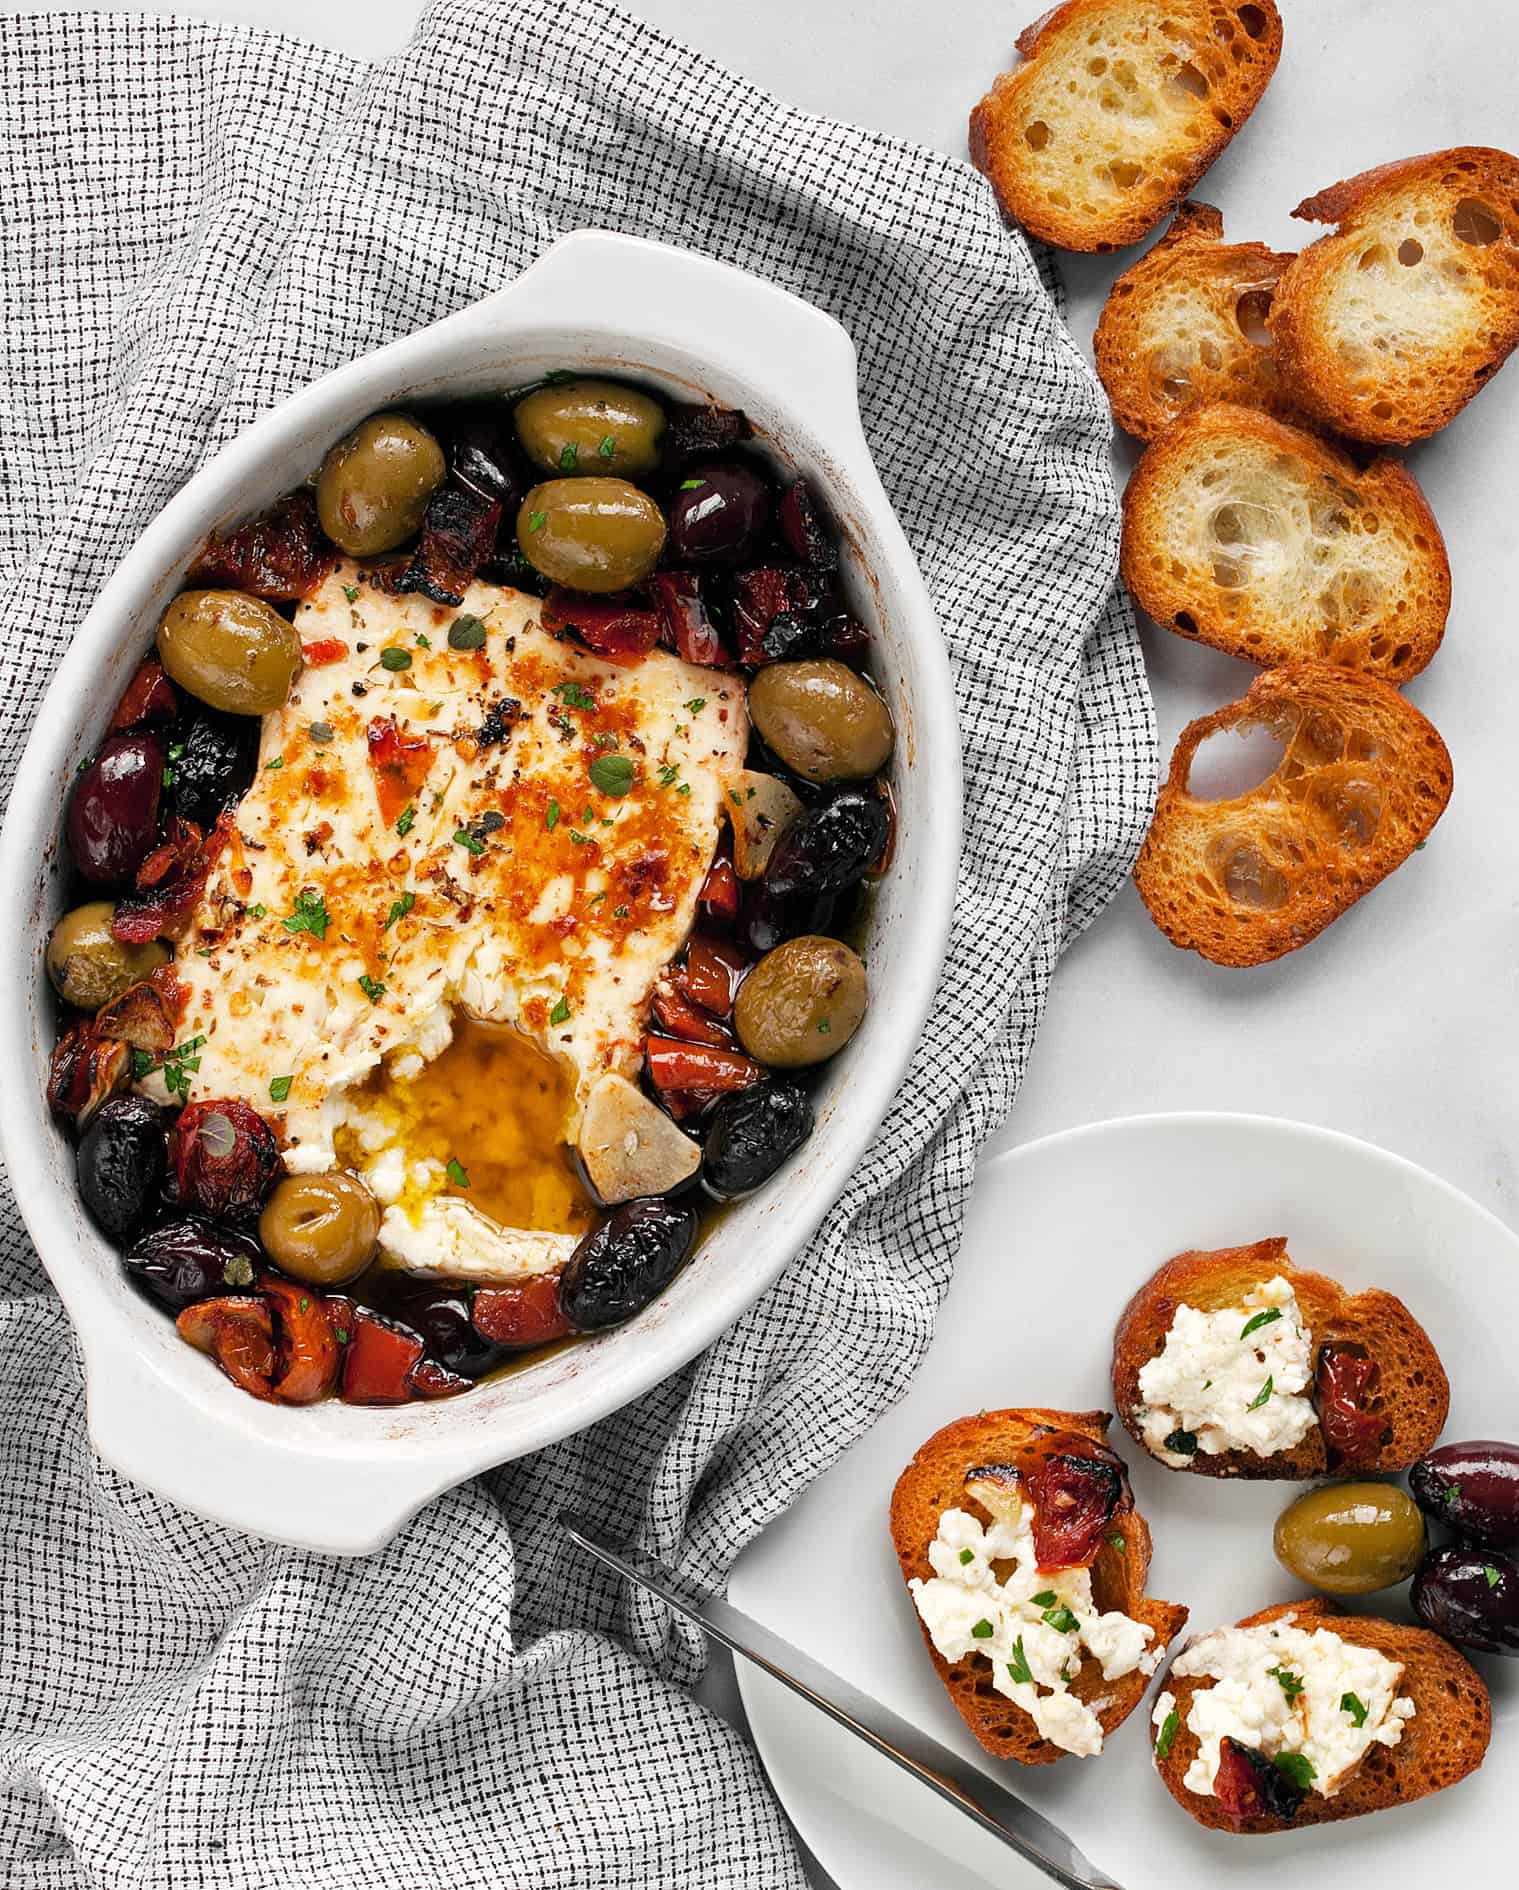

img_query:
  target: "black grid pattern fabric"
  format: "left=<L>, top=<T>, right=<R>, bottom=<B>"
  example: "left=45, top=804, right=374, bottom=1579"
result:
left=0, top=3, right=1155, bottom=1884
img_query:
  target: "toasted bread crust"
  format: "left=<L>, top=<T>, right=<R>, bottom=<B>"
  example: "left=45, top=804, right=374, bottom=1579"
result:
left=1119, top=402, right=1450, bottom=681
left=1133, top=662, right=1452, bottom=966
left=1111, top=1238, right=1450, bottom=1477
left=1154, top=1598, right=1491, bottom=1830
left=1269, top=146, right=1519, bottom=443
left=889, top=1408, right=1187, bottom=1763
left=970, top=2, right=1283, bottom=252
left=1095, top=203, right=1299, bottom=437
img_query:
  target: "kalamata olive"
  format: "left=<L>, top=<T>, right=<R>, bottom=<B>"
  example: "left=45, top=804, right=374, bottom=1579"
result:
left=315, top=412, right=445, bottom=556
left=121, top=1215, right=262, bottom=1310
left=517, top=478, right=666, bottom=593
left=738, top=881, right=837, bottom=959
left=76, top=1095, right=168, bottom=1244
left=748, top=658, right=894, bottom=784
left=170, top=1099, right=280, bottom=1222
left=559, top=1197, right=700, bottom=1331
left=46, top=902, right=169, bottom=1011
left=258, top=1172, right=379, bottom=1287
left=1410, top=1440, right=1519, bottom=1548
left=439, top=402, right=532, bottom=509
left=66, top=730, right=165, bottom=883
left=764, top=790, right=889, bottom=908
left=734, top=936, right=867, bottom=1068
left=168, top=704, right=259, bottom=829
left=1273, top=1482, right=1426, bottom=1595
left=156, top=591, right=303, bottom=716
left=1412, top=1543, right=1519, bottom=1655
left=514, top=378, right=667, bottom=479
left=370, top=1279, right=505, bottom=1378
left=668, top=460, right=772, bottom=565
left=703, top=1082, right=814, bottom=1200
left=777, top=479, right=838, bottom=570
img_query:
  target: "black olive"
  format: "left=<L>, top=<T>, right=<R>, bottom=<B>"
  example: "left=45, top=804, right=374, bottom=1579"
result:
left=764, top=790, right=890, bottom=904
left=559, top=1198, right=700, bottom=1332
left=1412, top=1544, right=1519, bottom=1655
left=668, top=460, right=772, bottom=566
left=121, top=1216, right=263, bottom=1310
left=169, top=704, right=259, bottom=830
left=368, top=1279, right=505, bottom=1379
left=703, top=1083, right=814, bottom=1200
left=439, top=402, right=533, bottom=510
left=66, top=730, right=165, bottom=884
left=738, top=881, right=837, bottom=958
left=76, top=1096, right=168, bottom=1244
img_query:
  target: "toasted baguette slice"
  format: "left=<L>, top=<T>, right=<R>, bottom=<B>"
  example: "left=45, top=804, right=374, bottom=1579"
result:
left=970, top=3, right=1283, bottom=253
left=1133, top=662, right=1452, bottom=966
left=1119, top=402, right=1450, bottom=682
left=1269, top=147, right=1519, bottom=443
left=1154, top=1598, right=1491, bottom=1831
left=1095, top=203, right=1298, bottom=437
left=1112, top=1237, right=1450, bottom=1478
left=889, top=1407, right=1187, bottom=1764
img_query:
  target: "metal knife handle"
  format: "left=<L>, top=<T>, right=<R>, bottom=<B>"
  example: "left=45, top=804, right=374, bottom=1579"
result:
left=561, top=1514, right=1125, bottom=1890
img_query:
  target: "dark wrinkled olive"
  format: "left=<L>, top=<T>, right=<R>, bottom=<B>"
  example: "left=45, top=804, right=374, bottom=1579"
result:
left=517, top=478, right=666, bottom=593
left=157, top=591, right=303, bottom=716
left=1411, top=1440, right=1519, bottom=1548
left=122, top=1216, right=263, bottom=1310
left=1412, top=1544, right=1519, bottom=1655
left=777, top=479, right=838, bottom=570
left=1273, top=1483, right=1426, bottom=1595
left=559, top=1197, right=700, bottom=1331
left=370, top=1279, right=505, bottom=1379
left=316, top=413, right=446, bottom=556
left=748, top=658, right=894, bottom=784
left=764, top=791, right=889, bottom=907
left=735, top=936, right=868, bottom=1068
left=668, top=460, right=772, bottom=565
left=66, top=730, right=165, bottom=883
left=258, top=1172, right=379, bottom=1286
left=440, top=402, right=533, bottom=509
left=703, top=1082, right=814, bottom=1200
left=739, top=881, right=836, bottom=959
left=169, top=705, right=259, bottom=830
left=514, top=378, right=667, bottom=478
left=77, top=1096, right=168, bottom=1244
left=46, top=902, right=169, bottom=1011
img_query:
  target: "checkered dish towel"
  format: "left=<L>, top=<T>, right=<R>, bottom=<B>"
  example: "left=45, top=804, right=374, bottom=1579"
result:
left=0, top=3, right=1153, bottom=1884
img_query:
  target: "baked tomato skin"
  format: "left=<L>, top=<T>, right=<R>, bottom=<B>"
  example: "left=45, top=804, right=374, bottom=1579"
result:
left=1213, top=1738, right=1306, bottom=1825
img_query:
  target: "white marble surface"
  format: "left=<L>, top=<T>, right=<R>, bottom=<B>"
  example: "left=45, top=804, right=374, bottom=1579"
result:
left=8, top=1, right=1518, bottom=1881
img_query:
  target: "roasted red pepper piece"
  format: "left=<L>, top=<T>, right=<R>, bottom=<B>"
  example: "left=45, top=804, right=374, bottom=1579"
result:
left=109, top=657, right=178, bottom=731
left=472, top=1271, right=572, bottom=1350
left=697, top=857, right=741, bottom=923
left=681, top=934, right=749, bottom=1018
left=409, top=1357, right=472, bottom=1399
left=188, top=492, right=336, bottom=600
left=261, top=1276, right=340, bottom=1404
left=542, top=587, right=661, bottom=664
left=177, top=1296, right=277, bottom=1400
left=645, top=1036, right=763, bottom=1095
left=340, top=1308, right=425, bottom=1405
left=366, top=715, right=435, bottom=829
left=651, top=977, right=735, bottom=1048
left=650, top=571, right=730, bottom=667
left=1317, top=1344, right=1383, bottom=1462
left=1213, top=1739, right=1306, bottom=1824
left=301, top=636, right=350, bottom=666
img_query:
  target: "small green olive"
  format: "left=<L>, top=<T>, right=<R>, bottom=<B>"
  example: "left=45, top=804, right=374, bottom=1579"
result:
left=45, top=901, right=169, bottom=1011
left=748, top=658, right=895, bottom=784
left=315, top=412, right=445, bottom=556
left=1273, top=1482, right=1427, bottom=1596
left=258, top=1172, right=380, bottom=1287
left=517, top=478, right=667, bottom=594
left=734, top=935, right=867, bottom=1068
left=514, top=378, right=667, bottom=478
left=157, top=590, right=303, bottom=716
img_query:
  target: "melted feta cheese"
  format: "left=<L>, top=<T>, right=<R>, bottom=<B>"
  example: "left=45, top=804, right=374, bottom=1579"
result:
left=1137, top=1275, right=1317, bottom=1465
left=1166, top=1614, right=1415, bottom=1798
left=909, top=1497, right=1156, bottom=1758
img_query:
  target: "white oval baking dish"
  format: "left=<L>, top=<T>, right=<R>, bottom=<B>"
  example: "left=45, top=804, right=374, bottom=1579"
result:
left=0, top=231, right=960, bottom=1553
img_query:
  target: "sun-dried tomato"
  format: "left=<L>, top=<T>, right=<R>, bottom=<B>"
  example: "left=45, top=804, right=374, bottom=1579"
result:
left=177, top=1296, right=277, bottom=1400
left=1213, top=1739, right=1305, bottom=1824
left=472, top=1272, right=571, bottom=1350
left=777, top=480, right=839, bottom=572
left=730, top=566, right=832, bottom=666
left=170, top=1099, right=280, bottom=1223
left=110, top=817, right=211, bottom=944
left=1006, top=1429, right=1135, bottom=1571
left=645, top=1036, right=763, bottom=1094
left=650, top=571, right=730, bottom=667
left=366, top=715, right=435, bottom=829
left=1317, top=1343, right=1383, bottom=1462
left=188, top=492, right=336, bottom=600
left=108, top=657, right=178, bottom=731
left=542, top=587, right=661, bottom=664
left=394, top=485, right=501, bottom=606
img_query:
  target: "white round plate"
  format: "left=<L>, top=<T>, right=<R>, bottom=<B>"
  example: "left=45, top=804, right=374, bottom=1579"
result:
left=730, top=1113, right=1518, bottom=1890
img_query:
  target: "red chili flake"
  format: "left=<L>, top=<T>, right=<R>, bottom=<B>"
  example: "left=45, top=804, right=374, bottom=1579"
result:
left=301, top=636, right=350, bottom=666
left=108, top=657, right=178, bottom=731
left=1316, top=1344, right=1383, bottom=1462
left=366, top=715, right=435, bottom=829
left=188, top=492, right=336, bottom=599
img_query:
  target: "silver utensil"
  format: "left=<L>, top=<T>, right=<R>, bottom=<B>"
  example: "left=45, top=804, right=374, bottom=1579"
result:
left=561, top=1513, right=1125, bottom=1890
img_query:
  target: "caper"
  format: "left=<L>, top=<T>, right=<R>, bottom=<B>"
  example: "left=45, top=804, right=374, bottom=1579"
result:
left=156, top=590, right=303, bottom=716
left=734, top=935, right=867, bottom=1068
left=1273, top=1481, right=1427, bottom=1596
left=258, top=1172, right=380, bottom=1287
left=46, top=902, right=169, bottom=1011
left=748, top=658, right=895, bottom=784
left=315, top=412, right=445, bottom=556
left=514, top=378, right=666, bottom=478
left=517, top=478, right=666, bottom=593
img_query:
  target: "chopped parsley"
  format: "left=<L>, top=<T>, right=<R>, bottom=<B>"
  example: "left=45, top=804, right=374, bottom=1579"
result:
left=453, top=828, right=486, bottom=856
left=358, top=973, right=386, bottom=1002
left=1341, top=1692, right=1369, bottom=1727
left=132, top=1034, right=206, bottom=1102
left=247, top=903, right=267, bottom=920
left=676, top=782, right=691, bottom=797
left=282, top=890, right=330, bottom=940
left=448, top=614, right=488, bottom=650
left=589, top=754, right=635, bottom=796
left=552, top=681, right=597, bottom=710
left=558, top=442, right=579, bottom=471
left=1041, top=1603, right=1080, bottom=1636
left=958, top=1547, right=974, bottom=1566
left=969, top=1619, right=994, bottom=1640
left=657, top=764, right=681, bottom=788
left=1272, top=1752, right=1315, bottom=1792
left=414, top=633, right=431, bottom=649
left=268, top=1075, right=293, bottom=1104
left=383, top=891, right=415, bottom=931
left=1006, top=1638, right=1034, bottom=1686
left=343, top=583, right=359, bottom=604
left=1485, top=1564, right=1503, bottom=1589
left=1107, top=1530, right=1127, bottom=1554
left=613, top=904, right=629, bottom=919
left=548, top=996, right=571, bottom=1026
left=684, top=697, right=706, bottom=713
left=1248, top=1376, right=1275, bottom=1410
left=445, top=1157, right=470, bottom=1188
left=265, top=755, right=285, bottom=770
left=1240, top=1307, right=1283, bottom=1341
left=546, top=799, right=560, bottom=831
left=598, top=434, right=616, bottom=459
left=1031, top=1591, right=1058, bottom=1609
left=817, top=1018, right=831, bottom=1034
left=527, top=510, right=547, bottom=533
left=1164, top=1429, right=1199, bottom=1457
left=396, top=805, right=416, bottom=837
left=1155, top=1707, right=1179, bottom=1761
left=1269, top=1667, right=1305, bottom=1702
left=380, top=646, right=412, bottom=671
left=679, top=477, right=704, bottom=490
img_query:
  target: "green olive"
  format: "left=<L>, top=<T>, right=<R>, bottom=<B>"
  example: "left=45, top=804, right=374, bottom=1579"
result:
left=734, top=935, right=867, bottom=1068
left=156, top=590, right=303, bottom=716
left=258, top=1172, right=380, bottom=1287
left=315, top=412, right=445, bottom=556
left=45, top=901, right=169, bottom=1011
left=748, top=659, right=895, bottom=784
left=1273, top=1482, right=1427, bottom=1596
left=514, top=378, right=666, bottom=478
left=517, top=478, right=666, bottom=593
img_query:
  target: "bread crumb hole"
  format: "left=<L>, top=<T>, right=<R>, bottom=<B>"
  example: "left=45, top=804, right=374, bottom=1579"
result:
left=1024, top=119, right=1052, bottom=150
left=1312, top=777, right=1382, bottom=849
left=1188, top=722, right=1286, bottom=800
left=1237, top=3, right=1269, bottom=37
left=1397, top=238, right=1424, bottom=266
left=1087, top=55, right=1108, bottom=74
left=1169, top=61, right=1210, bottom=99
left=1212, top=838, right=1290, bottom=909
left=1358, top=245, right=1388, bottom=272
left=1371, top=400, right=1395, bottom=419
left=1174, top=610, right=1199, bottom=634
left=1235, top=289, right=1274, bottom=344
left=1453, top=198, right=1502, bottom=245
left=1199, top=339, right=1224, bottom=369
left=1110, top=160, right=1144, bottom=189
